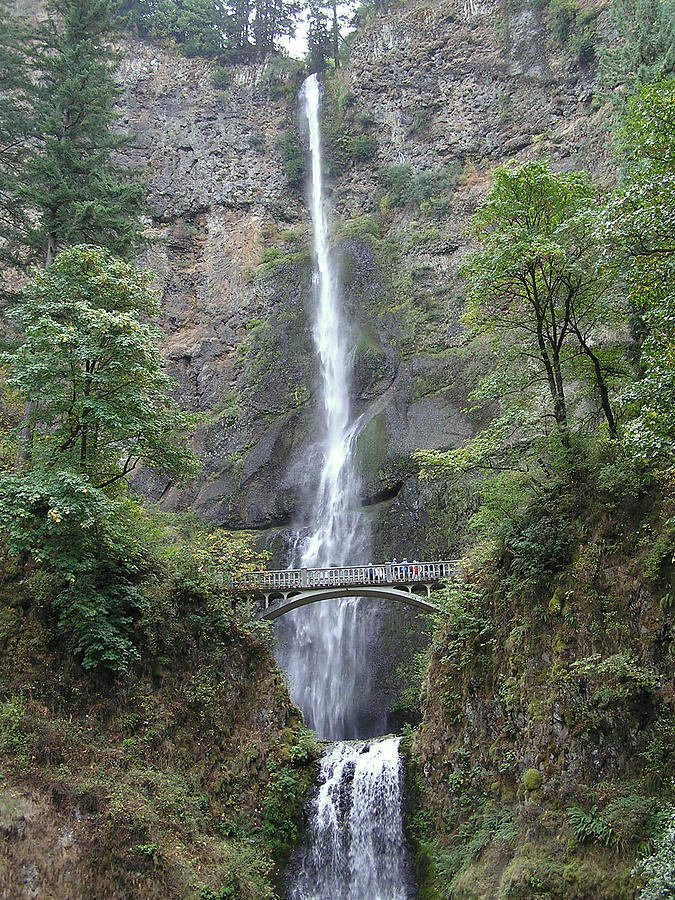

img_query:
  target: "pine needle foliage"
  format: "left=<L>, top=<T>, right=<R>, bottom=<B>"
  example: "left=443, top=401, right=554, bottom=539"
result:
left=0, top=0, right=147, bottom=272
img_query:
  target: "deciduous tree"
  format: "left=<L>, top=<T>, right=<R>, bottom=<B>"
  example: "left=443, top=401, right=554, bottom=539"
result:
left=606, top=79, right=675, bottom=466
left=460, top=161, right=621, bottom=451
left=5, top=246, right=200, bottom=487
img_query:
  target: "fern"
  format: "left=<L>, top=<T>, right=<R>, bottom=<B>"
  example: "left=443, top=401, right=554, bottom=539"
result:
left=567, top=805, right=614, bottom=846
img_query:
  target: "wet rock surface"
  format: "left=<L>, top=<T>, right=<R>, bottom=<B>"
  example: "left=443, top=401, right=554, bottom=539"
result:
left=114, top=0, right=613, bottom=557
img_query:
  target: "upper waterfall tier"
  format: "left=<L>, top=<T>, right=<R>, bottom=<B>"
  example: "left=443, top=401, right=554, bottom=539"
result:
left=273, top=73, right=380, bottom=741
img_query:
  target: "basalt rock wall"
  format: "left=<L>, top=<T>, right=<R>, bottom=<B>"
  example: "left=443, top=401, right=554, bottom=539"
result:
left=109, top=0, right=614, bottom=564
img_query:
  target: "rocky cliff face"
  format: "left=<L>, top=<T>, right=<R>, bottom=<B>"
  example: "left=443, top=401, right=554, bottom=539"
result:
left=406, top=483, right=675, bottom=899
left=118, top=0, right=614, bottom=564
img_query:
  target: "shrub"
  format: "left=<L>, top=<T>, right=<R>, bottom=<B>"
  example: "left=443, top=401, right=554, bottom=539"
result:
left=567, top=805, right=614, bottom=846
left=277, top=132, right=305, bottom=185
left=349, top=133, right=378, bottom=160
left=546, top=0, right=578, bottom=43
left=522, top=768, right=542, bottom=791
left=570, top=653, right=659, bottom=707
left=545, top=0, right=597, bottom=63
left=604, top=795, right=667, bottom=854
left=379, top=163, right=461, bottom=211
left=210, top=67, right=230, bottom=89
left=633, top=810, right=675, bottom=900
left=501, top=503, right=576, bottom=593
left=0, top=471, right=146, bottom=671
left=0, top=696, right=29, bottom=760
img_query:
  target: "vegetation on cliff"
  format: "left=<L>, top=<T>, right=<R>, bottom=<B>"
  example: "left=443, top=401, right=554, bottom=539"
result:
left=0, top=512, right=318, bottom=897
left=406, top=454, right=674, bottom=899
left=407, top=16, right=675, bottom=899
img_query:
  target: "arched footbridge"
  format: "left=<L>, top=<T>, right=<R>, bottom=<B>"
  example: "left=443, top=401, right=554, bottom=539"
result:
left=233, top=560, right=460, bottom=620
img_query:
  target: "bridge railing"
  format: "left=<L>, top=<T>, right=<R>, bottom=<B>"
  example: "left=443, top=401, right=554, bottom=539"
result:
left=232, top=560, right=459, bottom=593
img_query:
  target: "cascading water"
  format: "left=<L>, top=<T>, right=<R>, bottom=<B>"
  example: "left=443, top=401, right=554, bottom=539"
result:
left=288, top=739, right=415, bottom=900
left=274, top=72, right=382, bottom=742
left=277, top=73, right=416, bottom=900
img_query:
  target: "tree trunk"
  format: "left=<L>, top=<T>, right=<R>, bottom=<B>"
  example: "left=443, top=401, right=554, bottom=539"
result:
left=534, top=313, right=569, bottom=444
left=332, top=0, right=339, bottom=68
left=551, top=347, right=570, bottom=446
left=574, top=329, right=617, bottom=438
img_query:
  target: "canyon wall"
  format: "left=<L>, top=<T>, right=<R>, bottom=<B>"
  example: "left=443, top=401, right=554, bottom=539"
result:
left=118, top=0, right=614, bottom=563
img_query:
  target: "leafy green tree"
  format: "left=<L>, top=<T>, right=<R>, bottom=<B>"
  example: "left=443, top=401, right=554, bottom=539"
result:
left=0, top=470, right=147, bottom=670
left=123, top=0, right=300, bottom=53
left=606, top=79, right=675, bottom=466
left=459, top=160, right=621, bottom=453
left=0, top=0, right=146, bottom=271
left=633, top=809, right=675, bottom=900
left=0, top=0, right=30, bottom=262
left=5, top=246, right=200, bottom=486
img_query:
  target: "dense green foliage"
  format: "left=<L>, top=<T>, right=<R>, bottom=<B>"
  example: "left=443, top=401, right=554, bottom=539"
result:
left=380, top=163, right=460, bottom=215
left=0, top=504, right=315, bottom=896
left=634, top=811, right=675, bottom=900
left=121, top=0, right=302, bottom=57
left=609, top=79, right=675, bottom=465
left=0, top=471, right=146, bottom=669
left=6, top=246, right=199, bottom=485
left=600, top=0, right=675, bottom=93
left=0, top=0, right=146, bottom=272
left=0, top=246, right=204, bottom=670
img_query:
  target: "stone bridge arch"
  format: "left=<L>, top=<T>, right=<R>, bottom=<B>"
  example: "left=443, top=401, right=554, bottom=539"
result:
left=230, top=560, right=459, bottom=620
left=256, top=584, right=440, bottom=620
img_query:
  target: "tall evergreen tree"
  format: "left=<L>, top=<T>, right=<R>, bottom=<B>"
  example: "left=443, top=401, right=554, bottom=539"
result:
left=600, top=0, right=675, bottom=94
left=252, top=0, right=300, bottom=50
left=0, top=0, right=147, bottom=272
left=306, top=0, right=331, bottom=73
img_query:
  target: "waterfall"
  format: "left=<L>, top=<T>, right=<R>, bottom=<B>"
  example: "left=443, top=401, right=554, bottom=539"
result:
left=287, top=739, right=415, bottom=900
left=274, top=72, right=382, bottom=742
left=278, top=73, right=415, bottom=899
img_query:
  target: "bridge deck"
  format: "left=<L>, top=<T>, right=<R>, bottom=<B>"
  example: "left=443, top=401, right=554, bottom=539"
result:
left=234, top=560, right=458, bottom=595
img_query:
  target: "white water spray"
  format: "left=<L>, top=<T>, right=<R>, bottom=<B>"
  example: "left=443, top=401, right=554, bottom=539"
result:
left=275, top=73, right=380, bottom=741
left=288, top=739, right=415, bottom=900
left=279, top=74, right=415, bottom=899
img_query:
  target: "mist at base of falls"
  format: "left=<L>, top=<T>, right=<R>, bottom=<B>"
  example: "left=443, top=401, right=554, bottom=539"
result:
left=274, top=598, right=387, bottom=741
left=275, top=72, right=416, bottom=900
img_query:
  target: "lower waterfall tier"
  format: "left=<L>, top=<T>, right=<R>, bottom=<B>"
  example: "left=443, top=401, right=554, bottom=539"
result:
left=287, top=736, right=415, bottom=900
